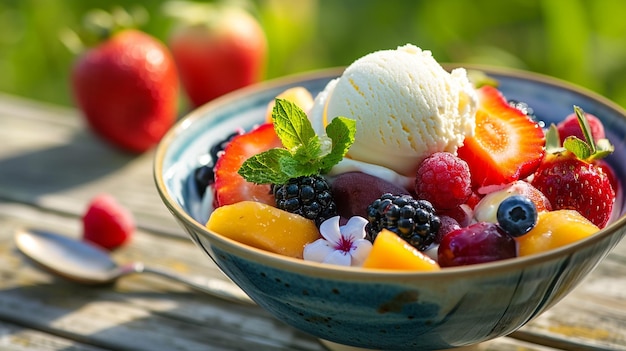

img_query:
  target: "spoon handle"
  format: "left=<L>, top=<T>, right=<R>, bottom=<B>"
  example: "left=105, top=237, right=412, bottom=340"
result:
left=137, top=264, right=256, bottom=306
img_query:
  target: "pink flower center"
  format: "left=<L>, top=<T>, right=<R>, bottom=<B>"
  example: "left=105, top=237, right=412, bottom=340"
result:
left=336, top=236, right=354, bottom=253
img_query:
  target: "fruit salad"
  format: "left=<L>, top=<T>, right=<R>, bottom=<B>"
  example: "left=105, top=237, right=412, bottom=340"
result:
left=195, top=44, right=620, bottom=271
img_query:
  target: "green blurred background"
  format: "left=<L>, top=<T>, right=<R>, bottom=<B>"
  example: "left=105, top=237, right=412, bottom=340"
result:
left=3, top=0, right=626, bottom=109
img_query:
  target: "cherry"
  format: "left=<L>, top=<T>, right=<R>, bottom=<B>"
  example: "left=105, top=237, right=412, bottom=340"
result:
left=437, top=222, right=516, bottom=267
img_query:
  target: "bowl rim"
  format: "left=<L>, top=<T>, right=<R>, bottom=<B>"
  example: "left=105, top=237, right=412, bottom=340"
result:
left=154, top=64, right=626, bottom=280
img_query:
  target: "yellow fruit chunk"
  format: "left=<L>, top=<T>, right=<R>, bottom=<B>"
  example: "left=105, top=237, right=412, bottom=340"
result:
left=516, top=210, right=599, bottom=256
left=206, top=201, right=320, bottom=258
left=265, top=87, right=314, bottom=123
left=362, top=230, right=441, bottom=271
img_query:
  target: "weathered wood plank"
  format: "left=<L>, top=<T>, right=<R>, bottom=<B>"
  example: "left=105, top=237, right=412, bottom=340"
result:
left=0, top=320, right=109, bottom=351
left=0, top=93, right=184, bottom=237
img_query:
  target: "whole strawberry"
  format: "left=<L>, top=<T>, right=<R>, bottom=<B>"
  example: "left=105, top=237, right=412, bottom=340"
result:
left=71, top=10, right=179, bottom=153
left=531, top=106, right=615, bottom=228
left=165, top=2, right=267, bottom=107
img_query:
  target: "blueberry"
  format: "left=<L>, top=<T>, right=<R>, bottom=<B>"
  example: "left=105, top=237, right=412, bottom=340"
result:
left=496, top=195, right=538, bottom=237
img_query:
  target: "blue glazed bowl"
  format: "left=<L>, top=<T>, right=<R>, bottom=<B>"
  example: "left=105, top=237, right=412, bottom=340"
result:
left=155, top=66, right=626, bottom=350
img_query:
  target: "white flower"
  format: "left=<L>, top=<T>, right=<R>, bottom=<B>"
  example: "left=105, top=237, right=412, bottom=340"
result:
left=303, top=216, right=372, bottom=267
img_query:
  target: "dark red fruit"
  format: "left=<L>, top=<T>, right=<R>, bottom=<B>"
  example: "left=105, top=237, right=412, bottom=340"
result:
left=438, top=205, right=472, bottom=227
left=437, top=222, right=516, bottom=267
left=331, top=172, right=410, bottom=219
left=435, top=215, right=461, bottom=243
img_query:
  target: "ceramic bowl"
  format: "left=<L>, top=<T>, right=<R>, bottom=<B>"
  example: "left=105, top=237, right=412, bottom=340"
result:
left=154, top=66, right=626, bottom=350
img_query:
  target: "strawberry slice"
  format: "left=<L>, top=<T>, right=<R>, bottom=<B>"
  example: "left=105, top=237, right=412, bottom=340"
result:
left=457, top=86, right=545, bottom=188
left=214, top=123, right=283, bottom=207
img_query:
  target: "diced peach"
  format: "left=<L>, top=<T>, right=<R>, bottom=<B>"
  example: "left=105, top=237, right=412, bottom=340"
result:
left=362, top=229, right=441, bottom=271
left=206, top=201, right=320, bottom=258
left=516, top=210, right=599, bottom=256
left=265, top=87, right=314, bottom=123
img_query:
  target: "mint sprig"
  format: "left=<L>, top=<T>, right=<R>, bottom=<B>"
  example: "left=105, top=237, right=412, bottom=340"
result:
left=238, top=99, right=356, bottom=185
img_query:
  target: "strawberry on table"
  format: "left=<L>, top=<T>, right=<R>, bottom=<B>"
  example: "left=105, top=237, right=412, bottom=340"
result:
left=214, top=123, right=282, bottom=207
left=70, top=9, right=179, bottom=153
left=531, top=106, right=615, bottom=228
left=165, top=1, right=267, bottom=107
left=457, top=86, right=545, bottom=188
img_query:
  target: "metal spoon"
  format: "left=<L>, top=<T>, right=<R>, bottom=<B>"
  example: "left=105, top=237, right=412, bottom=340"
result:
left=14, top=228, right=255, bottom=306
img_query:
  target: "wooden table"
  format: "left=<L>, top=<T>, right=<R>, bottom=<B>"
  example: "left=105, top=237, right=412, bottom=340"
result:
left=0, top=92, right=625, bottom=351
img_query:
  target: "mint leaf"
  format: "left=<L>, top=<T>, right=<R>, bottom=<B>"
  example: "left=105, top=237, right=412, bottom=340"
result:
left=238, top=149, right=293, bottom=184
left=320, top=117, right=356, bottom=173
left=279, top=154, right=319, bottom=178
left=293, top=135, right=321, bottom=165
left=272, top=99, right=316, bottom=151
left=238, top=100, right=357, bottom=185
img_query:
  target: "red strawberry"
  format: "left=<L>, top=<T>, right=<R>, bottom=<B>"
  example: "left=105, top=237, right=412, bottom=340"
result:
left=214, top=123, right=282, bottom=206
left=166, top=3, right=267, bottom=107
left=596, top=159, right=619, bottom=194
left=531, top=107, right=615, bottom=228
left=457, top=86, right=545, bottom=188
left=83, top=194, right=135, bottom=250
left=71, top=29, right=179, bottom=153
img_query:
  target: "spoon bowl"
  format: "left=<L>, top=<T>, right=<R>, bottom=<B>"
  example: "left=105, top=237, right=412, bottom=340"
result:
left=14, top=228, right=254, bottom=305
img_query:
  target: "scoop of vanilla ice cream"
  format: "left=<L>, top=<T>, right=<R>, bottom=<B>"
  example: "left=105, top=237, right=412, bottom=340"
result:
left=310, top=44, right=477, bottom=176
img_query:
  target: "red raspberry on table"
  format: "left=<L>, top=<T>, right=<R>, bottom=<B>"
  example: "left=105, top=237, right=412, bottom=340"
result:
left=415, top=152, right=472, bottom=210
left=82, top=194, right=135, bottom=250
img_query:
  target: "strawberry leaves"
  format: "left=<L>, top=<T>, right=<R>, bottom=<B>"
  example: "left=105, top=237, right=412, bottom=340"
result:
left=238, top=99, right=356, bottom=185
left=548, top=105, right=614, bottom=162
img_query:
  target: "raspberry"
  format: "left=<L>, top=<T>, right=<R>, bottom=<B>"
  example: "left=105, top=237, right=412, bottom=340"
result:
left=82, top=194, right=135, bottom=250
left=415, top=152, right=472, bottom=210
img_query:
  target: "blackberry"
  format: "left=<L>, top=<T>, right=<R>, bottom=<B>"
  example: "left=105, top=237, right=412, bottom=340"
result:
left=366, top=193, right=440, bottom=251
left=273, top=175, right=337, bottom=227
left=194, top=130, right=243, bottom=197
